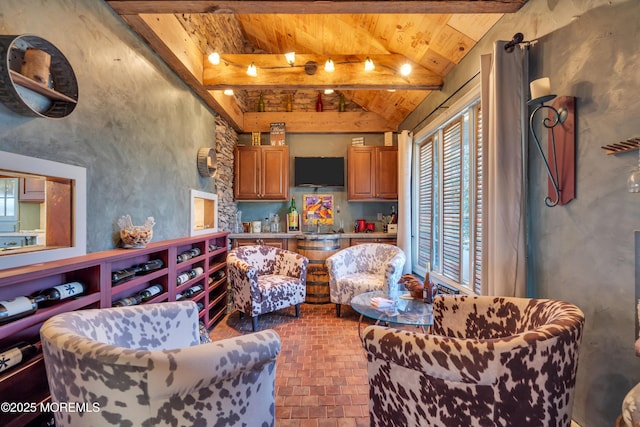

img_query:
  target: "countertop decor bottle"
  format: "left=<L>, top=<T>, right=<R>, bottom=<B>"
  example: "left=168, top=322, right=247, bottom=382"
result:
left=316, top=93, right=323, bottom=112
left=288, top=197, right=299, bottom=232
left=258, top=92, right=265, bottom=112
left=285, top=93, right=292, bottom=112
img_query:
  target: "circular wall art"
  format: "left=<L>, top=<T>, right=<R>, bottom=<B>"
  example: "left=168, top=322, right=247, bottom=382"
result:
left=197, top=147, right=217, bottom=177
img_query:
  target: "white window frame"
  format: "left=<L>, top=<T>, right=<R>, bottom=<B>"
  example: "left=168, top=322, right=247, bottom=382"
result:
left=411, top=86, right=481, bottom=295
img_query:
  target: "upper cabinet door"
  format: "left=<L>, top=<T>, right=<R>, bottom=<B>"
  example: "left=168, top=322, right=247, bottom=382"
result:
left=261, top=146, right=289, bottom=200
left=347, top=146, right=376, bottom=200
left=234, top=145, right=289, bottom=201
left=234, top=146, right=261, bottom=200
left=348, top=146, right=397, bottom=201
left=376, top=147, right=398, bottom=200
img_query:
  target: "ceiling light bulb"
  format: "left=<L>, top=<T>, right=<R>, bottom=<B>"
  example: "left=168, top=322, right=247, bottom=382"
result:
left=247, top=62, right=257, bottom=77
left=223, top=89, right=234, bottom=96
left=285, top=52, right=295, bottom=66
left=208, top=52, right=220, bottom=65
left=387, top=89, right=396, bottom=92
left=324, top=59, right=335, bottom=72
left=400, top=63, right=412, bottom=76
left=364, top=57, right=375, bottom=72
left=324, top=89, right=334, bottom=94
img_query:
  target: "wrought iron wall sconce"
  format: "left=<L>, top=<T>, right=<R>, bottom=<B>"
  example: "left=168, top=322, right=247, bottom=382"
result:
left=528, top=77, right=576, bottom=207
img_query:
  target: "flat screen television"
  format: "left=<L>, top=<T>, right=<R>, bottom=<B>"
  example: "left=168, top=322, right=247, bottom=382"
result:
left=294, top=157, right=345, bottom=187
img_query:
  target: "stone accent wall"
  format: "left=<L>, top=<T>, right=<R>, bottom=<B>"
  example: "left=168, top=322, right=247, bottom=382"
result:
left=215, top=115, right=238, bottom=232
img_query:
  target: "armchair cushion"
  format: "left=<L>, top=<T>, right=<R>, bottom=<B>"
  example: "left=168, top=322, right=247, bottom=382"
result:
left=40, top=301, right=281, bottom=427
left=326, top=243, right=405, bottom=305
left=227, top=245, right=308, bottom=320
left=362, top=295, right=585, bottom=427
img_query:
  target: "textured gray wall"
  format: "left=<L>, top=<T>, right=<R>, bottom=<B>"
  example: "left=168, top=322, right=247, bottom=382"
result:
left=0, top=0, right=219, bottom=252
left=401, top=0, right=639, bottom=425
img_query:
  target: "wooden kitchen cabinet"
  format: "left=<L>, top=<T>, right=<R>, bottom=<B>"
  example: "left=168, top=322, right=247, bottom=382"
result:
left=347, top=146, right=397, bottom=201
left=234, top=145, right=289, bottom=200
left=19, top=177, right=45, bottom=202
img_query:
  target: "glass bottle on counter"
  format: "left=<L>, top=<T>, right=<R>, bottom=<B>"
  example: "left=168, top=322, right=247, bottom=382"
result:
left=0, top=341, right=42, bottom=374
left=316, top=92, right=323, bottom=112
left=288, top=197, right=299, bottom=232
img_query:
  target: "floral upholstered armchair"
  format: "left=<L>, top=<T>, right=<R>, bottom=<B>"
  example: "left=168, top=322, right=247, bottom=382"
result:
left=362, top=295, right=585, bottom=427
left=227, top=245, right=308, bottom=331
left=326, top=243, right=405, bottom=317
left=40, top=301, right=281, bottom=427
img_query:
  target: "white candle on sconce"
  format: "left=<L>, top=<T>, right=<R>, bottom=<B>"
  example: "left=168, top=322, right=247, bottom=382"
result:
left=530, top=77, right=552, bottom=100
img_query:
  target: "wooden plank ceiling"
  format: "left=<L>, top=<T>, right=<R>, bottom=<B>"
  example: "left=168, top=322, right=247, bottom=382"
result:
left=106, top=1, right=527, bottom=133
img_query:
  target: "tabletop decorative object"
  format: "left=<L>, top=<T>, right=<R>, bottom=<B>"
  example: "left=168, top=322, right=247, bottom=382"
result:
left=118, top=215, right=155, bottom=248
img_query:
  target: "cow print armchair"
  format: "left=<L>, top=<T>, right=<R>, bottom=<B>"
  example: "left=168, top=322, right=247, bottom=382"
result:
left=227, top=245, right=308, bottom=331
left=40, top=301, right=281, bottom=427
left=362, top=295, right=585, bottom=427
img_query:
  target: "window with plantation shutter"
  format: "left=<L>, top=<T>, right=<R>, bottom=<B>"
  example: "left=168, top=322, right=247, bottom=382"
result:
left=441, top=119, right=462, bottom=283
left=473, top=104, right=483, bottom=294
left=417, top=137, right=434, bottom=271
left=412, top=90, right=482, bottom=294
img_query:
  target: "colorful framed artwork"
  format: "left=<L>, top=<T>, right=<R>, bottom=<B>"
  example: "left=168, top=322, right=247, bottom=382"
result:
left=302, top=194, right=334, bottom=225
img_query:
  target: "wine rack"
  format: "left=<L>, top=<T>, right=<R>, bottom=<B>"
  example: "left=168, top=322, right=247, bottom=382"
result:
left=0, top=231, right=229, bottom=427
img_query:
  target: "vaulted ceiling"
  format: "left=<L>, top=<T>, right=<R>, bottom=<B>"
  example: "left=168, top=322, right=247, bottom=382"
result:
left=106, top=1, right=528, bottom=133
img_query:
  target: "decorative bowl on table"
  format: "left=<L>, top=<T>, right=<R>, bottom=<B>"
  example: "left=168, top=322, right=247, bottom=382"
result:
left=118, top=215, right=155, bottom=248
left=398, top=274, right=424, bottom=299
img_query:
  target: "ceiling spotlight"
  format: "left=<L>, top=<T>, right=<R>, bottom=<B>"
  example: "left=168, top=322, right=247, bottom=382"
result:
left=208, top=52, right=220, bottom=65
left=387, top=89, right=396, bottom=92
left=247, top=62, right=257, bottom=77
left=324, top=58, right=335, bottom=72
left=284, top=52, right=295, bottom=66
left=223, top=89, right=234, bottom=96
left=364, top=57, right=375, bottom=72
left=400, top=62, right=412, bottom=76
left=324, top=89, right=334, bottom=94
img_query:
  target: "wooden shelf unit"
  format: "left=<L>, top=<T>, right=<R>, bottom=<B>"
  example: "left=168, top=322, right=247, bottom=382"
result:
left=0, top=231, right=229, bottom=427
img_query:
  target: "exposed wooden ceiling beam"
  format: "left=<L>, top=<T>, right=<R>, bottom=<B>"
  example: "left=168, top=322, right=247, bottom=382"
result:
left=124, top=13, right=244, bottom=130
left=244, top=111, right=396, bottom=133
left=107, top=0, right=527, bottom=15
left=203, top=54, right=443, bottom=91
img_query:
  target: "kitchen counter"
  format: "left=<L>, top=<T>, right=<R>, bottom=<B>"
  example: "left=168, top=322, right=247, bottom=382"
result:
left=229, top=232, right=396, bottom=239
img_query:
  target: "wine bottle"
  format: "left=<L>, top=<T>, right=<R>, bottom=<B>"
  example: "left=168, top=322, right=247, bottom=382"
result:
left=177, top=250, right=193, bottom=264
left=112, top=295, right=140, bottom=307
left=338, top=94, right=346, bottom=112
left=288, top=196, right=299, bottom=232
left=111, top=266, right=139, bottom=285
left=177, top=271, right=190, bottom=285
left=191, top=267, right=204, bottom=278
left=188, top=248, right=201, bottom=258
left=0, top=341, right=42, bottom=374
left=0, top=296, right=44, bottom=325
left=34, top=281, right=86, bottom=306
left=134, top=259, right=164, bottom=274
left=136, top=284, right=163, bottom=302
left=258, top=92, right=265, bottom=112
left=316, top=92, right=323, bottom=112
left=208, top=244, right=219, bottom=252
left=196, top=302, right=205, bottom=311
left=183, top=284, right=204, bottom=299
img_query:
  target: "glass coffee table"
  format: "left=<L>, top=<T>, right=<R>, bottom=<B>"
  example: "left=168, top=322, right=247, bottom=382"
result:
left=350, top=290, right=433, bottom=338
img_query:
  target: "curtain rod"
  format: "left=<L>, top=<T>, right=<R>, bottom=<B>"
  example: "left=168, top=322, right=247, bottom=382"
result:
left=410, top=70, right=480, bottom=133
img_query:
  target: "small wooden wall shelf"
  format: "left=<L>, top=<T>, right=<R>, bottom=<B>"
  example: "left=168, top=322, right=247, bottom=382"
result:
left=601, top=137, right=640, bottom=155
left=0, top=34, right=78, bottom=119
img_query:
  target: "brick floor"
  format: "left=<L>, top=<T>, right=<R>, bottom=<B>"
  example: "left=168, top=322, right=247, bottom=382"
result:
left=209, top=302, right=375, bottom=427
